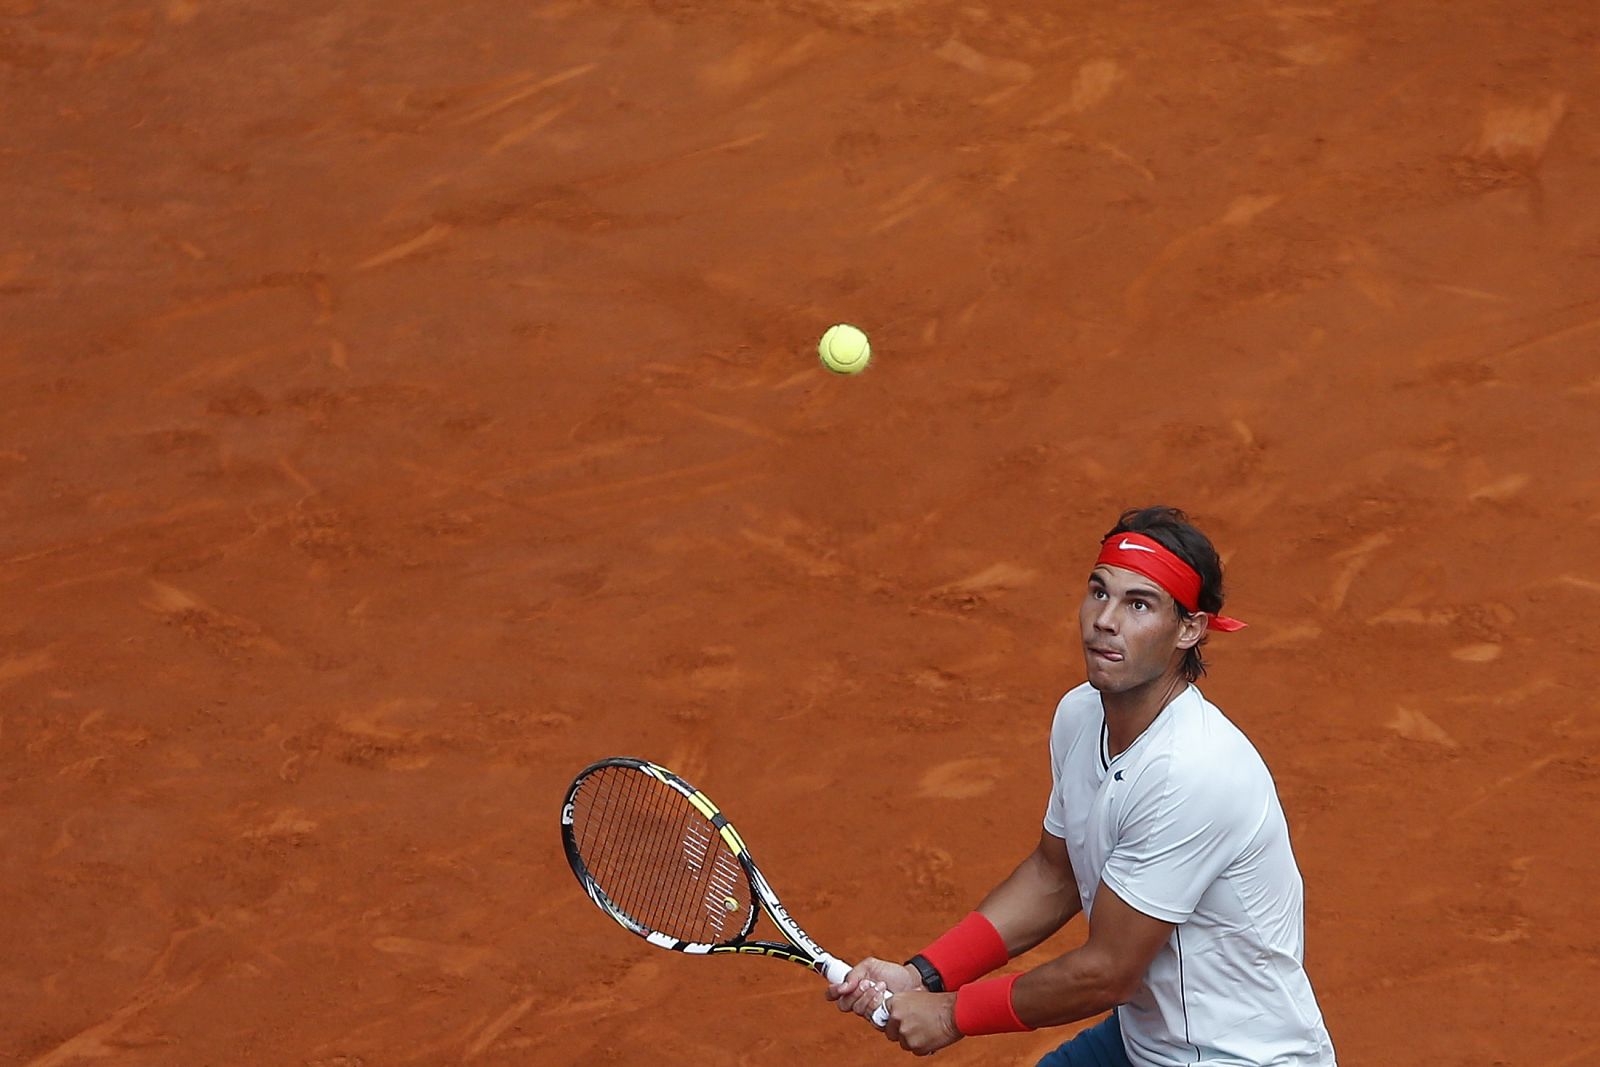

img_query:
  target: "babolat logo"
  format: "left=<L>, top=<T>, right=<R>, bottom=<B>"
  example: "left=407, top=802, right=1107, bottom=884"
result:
left=561, top=802, right=575, bottom=824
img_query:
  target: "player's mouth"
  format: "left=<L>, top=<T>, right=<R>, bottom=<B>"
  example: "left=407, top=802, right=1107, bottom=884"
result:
left=1087, top=646, right=1124, bottom=663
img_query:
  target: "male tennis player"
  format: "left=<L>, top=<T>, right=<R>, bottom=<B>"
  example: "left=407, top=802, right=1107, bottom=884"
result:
left=828, top=506, right=1335, bottom=1064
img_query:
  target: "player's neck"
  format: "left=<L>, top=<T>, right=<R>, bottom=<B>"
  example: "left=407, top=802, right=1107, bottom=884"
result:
left=1101, top=671, right=1188, bottom=756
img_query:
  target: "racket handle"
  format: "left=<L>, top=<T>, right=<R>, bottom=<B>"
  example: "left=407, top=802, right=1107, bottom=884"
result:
left=818, top=955, right=892, bottom=1031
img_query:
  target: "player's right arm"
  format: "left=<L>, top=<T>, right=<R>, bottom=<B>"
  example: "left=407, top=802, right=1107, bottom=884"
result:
left=828, top=828, right=1079, bottom=1016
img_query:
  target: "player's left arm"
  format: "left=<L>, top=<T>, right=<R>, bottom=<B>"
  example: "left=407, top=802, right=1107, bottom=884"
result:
left=890, top=758, right=1255, bottom=1053
left=1010, top=880, right=1172, bottom=1025
left=1015, top=757, right=1256, bottom=1027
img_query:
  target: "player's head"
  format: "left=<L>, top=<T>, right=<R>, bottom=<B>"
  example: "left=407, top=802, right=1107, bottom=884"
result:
left=1081, top=506, right=1240, bottom=692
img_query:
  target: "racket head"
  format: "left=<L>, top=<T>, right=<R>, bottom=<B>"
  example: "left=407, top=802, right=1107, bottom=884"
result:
left=561, top=757, right=761, bottom=954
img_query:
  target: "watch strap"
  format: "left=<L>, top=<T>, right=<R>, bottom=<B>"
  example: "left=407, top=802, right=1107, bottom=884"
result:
left=904, top=953, right=945, bottom=993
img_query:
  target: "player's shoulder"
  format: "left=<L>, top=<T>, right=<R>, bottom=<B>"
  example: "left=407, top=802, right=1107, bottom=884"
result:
left=1173, top=687, right=1258, bottom=750
left=1055, top=681, right=1103, bottom=716
left=1146, top=688, right=1273, bottom=791
left=1048, top=682, right=1104, bottom=749
left=1051, top=682, right=1103, bottom=728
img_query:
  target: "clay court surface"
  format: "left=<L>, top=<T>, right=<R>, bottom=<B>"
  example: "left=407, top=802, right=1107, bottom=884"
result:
left=5, top=1, right=1600, bottom=1063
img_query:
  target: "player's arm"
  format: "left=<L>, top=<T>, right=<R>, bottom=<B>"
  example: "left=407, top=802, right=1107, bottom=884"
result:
left=1010, top=879, right=1171, bottom=1026
left=829, top=829, right=1078, bottom=1015
left=882, top=881, right=1170, bottom=1054
left=888, top=756, right=1248, bottom=1051
left=973, top=827, right=1082, bottom=955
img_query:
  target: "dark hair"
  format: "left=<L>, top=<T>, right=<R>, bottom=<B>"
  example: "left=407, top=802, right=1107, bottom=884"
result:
left=1102, top=505, right=1226, bottom=682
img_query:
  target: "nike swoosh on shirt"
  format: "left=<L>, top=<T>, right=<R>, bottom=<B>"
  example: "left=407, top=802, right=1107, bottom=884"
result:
left=1118, top=539, right=1157, bottom=553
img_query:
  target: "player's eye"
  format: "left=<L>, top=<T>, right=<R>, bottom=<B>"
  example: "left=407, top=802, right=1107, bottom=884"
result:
left=1131, top=599, right=1149, bottom=611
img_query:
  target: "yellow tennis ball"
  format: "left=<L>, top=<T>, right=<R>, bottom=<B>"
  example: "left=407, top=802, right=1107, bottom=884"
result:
left=818, top=323, right=871, bottom=375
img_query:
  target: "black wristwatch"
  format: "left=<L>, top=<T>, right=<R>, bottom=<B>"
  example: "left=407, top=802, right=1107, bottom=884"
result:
left=904, top=953, right=945, bottom=993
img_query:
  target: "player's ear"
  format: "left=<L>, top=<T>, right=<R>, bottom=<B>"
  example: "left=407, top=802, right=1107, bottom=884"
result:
left=1176, top=611, right=1208, bottom=650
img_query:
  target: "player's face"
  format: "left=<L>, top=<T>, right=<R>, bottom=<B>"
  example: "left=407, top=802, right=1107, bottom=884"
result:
left=1079, top=565, right=1187, bottom=694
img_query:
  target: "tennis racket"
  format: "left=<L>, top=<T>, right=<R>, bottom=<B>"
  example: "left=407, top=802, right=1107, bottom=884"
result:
left=561, top=756, right=890, bottom=1027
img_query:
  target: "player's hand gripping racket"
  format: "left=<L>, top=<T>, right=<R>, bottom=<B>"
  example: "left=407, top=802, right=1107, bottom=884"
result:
left=561, top=756, right=891, bottom=1028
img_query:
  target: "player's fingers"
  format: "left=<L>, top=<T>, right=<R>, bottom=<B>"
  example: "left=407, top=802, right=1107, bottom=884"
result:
left=837, top=984, right=874, bottom=1014
left=844, top=980, right=881, bottom=1016
left=834, top=970, right=873, bottom=1000
left=844, top=962, right=878, bottom=989
left=893, top=1018, right=912, bottom=1052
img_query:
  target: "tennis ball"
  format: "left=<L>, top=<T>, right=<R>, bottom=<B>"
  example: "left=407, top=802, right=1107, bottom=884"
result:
left=817, top=323, right=871, bottom=375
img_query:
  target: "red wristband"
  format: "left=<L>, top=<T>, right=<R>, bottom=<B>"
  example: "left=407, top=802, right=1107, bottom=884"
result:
left=953, top=973, right=1034, bottom=1035
left=918, top=911, right=1010, bottom=990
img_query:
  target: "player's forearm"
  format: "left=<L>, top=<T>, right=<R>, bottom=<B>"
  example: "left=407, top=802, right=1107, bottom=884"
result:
left=1009, top=943, right=1129, bottom=1028
left=976, top=848, right=1082, bottom=957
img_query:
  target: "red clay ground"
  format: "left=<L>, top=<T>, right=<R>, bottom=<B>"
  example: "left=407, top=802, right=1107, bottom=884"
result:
left=4, top=2, right=1600, bottom=1064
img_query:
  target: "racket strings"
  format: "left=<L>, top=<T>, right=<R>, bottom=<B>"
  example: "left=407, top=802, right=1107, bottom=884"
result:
left=571, top=765, right=753, bottom=945
left=617, top=769, right=746, bottom=941
left=582, top=764, right=634, bottom=905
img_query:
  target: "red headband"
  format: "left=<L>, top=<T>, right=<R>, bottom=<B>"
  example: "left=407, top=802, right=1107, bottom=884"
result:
left=1094, top=532, right=1247, bottom=632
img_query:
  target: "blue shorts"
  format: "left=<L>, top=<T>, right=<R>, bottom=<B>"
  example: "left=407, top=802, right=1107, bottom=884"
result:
left=1035, top=1012, right=1131, bottom=1067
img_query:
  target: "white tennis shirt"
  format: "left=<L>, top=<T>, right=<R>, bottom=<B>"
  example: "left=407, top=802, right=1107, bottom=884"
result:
left=1043, top=683, right=1336, bottom=1066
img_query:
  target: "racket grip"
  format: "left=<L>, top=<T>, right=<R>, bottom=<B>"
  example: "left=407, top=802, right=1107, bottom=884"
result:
left=818, top=955, right=891, bottom=1031
left=871, top=991, right=892, bottom=1028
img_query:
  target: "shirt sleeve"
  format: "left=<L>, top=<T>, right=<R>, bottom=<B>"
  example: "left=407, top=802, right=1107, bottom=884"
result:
left=1042, top=702, right=1068, bottom=838
left=1100, top=754, right=1267, bottom=924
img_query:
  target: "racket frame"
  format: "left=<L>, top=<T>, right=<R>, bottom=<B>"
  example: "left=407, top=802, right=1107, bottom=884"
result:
left=561, top=756, right=848, bottom=980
